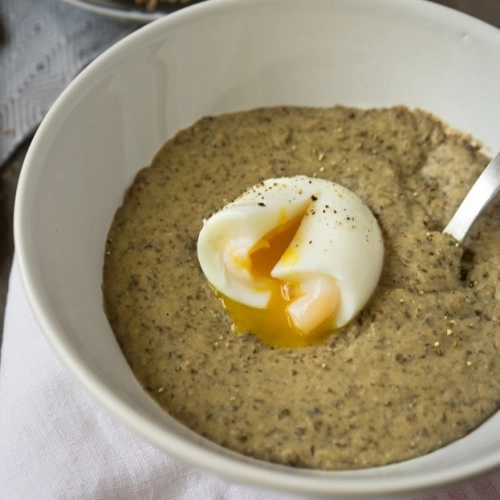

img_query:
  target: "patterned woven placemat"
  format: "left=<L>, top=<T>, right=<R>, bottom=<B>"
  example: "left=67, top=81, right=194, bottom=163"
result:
left=0, top=0, right=140, bottom=166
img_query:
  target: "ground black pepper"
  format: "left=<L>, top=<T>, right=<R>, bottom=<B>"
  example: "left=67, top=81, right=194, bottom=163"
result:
left=103, top=105, right=500, bottom=470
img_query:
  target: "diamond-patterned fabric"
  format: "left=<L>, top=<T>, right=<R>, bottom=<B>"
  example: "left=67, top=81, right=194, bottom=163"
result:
left=0, top=0, right=139, bottom=165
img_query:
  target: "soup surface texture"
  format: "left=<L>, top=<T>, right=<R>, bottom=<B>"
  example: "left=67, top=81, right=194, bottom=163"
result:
left=103, top=106, right=500, bottom=470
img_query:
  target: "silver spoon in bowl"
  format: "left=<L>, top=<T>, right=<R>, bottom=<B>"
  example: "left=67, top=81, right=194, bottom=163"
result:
left=443, top=149, right=500, bottom=243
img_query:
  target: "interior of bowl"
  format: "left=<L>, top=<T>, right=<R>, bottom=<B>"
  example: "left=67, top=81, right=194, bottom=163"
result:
left=14, top=0, right=500, bottom=498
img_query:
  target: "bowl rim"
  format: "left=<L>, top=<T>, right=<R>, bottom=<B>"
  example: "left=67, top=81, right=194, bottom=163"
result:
left=14, top=0, right=500, bottom=497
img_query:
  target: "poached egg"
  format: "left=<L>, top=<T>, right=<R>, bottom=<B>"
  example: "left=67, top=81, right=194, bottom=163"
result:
left=197, top=176, right=383, bottom=348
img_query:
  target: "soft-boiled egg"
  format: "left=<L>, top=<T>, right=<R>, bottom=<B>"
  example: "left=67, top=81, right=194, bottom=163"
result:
left=197, top=175, right=384, bottom=348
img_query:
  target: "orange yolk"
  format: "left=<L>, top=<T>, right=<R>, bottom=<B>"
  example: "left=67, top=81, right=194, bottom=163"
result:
left=220, top=214, right=336, bottom=348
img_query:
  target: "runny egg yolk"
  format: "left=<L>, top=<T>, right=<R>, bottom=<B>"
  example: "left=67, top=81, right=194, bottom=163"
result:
left=220, top=214, right=339, bottom=348
left=198, top=176, right=384, bottom=349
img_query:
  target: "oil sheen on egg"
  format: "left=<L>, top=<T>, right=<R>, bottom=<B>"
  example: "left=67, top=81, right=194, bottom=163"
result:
left=197, top=176, right=384, bottom=348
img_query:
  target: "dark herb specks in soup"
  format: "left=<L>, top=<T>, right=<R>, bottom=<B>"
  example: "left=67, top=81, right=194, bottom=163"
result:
left=103, top=106, right=500, bottom=470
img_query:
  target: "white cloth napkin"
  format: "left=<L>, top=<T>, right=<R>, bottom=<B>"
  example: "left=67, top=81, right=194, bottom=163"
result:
left=1, top=259, right=500, bottom=500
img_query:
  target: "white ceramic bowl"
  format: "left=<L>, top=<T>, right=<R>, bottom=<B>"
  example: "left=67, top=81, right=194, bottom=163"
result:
left=14, top=0, right=500, bottom=498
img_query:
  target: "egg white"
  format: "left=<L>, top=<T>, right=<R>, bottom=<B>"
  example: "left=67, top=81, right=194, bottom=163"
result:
left=197, top=175, right=384, bottom=331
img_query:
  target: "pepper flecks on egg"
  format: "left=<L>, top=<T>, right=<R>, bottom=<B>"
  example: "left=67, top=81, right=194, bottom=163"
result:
left=197, top=175, right=384, bottom=348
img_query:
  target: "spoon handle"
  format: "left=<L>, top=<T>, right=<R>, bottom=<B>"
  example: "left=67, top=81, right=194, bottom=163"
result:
left=443, top=149, right=500, bottom=243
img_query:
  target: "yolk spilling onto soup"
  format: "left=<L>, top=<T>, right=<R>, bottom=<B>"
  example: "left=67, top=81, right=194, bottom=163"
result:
left=197, top=176, right=384, bottom=348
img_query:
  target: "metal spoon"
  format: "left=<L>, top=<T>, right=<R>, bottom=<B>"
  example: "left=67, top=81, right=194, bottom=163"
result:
left=443, top=149, right=500, bottom=243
